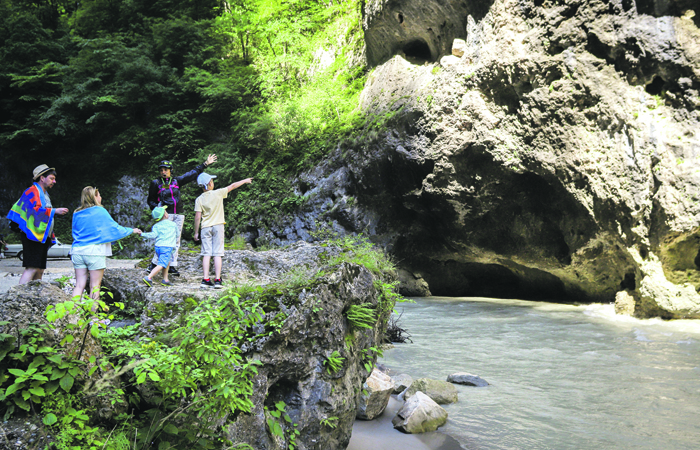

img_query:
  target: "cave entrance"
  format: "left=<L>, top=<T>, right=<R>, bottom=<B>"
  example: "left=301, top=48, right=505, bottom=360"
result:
left=402, top=39, right=432, bottom=64
left=645, top=76, right=665, bottom=95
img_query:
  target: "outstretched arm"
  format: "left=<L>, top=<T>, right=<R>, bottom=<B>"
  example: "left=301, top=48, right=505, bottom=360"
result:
left=227, top=178, right=253, bottom=193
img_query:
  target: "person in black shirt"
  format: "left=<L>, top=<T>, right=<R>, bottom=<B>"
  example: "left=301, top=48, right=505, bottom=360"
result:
left=146, top=154, right=217, bottom=275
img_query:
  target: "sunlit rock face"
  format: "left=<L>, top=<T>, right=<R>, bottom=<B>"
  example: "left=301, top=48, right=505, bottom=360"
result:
left=362, top=0, right=494, bottom=66
left=292, top=0, right=700, bottom=318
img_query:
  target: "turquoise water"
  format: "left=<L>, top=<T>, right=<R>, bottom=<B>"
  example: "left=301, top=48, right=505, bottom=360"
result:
left=378, top=297, right=700, bottom=450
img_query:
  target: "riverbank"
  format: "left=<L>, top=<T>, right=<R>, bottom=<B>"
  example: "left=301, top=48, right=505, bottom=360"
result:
left=348, top=396, right=464, bottom=450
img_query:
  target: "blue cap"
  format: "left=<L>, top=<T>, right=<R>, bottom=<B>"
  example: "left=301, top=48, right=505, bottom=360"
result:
left=197, top=172, right=217, bottom=189
left=152, top=207, right=166, bottom=221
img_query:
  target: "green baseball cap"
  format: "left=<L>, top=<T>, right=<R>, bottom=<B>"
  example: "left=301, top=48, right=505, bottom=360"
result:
left=152, top=207, right=166, bottom=221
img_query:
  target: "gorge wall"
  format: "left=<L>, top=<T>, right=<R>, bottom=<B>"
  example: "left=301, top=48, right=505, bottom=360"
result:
left=259, top=0, right=700, bottom=318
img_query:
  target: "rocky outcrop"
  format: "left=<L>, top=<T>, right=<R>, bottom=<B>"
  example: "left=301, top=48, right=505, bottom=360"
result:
left=101, top=242, right=394, bottom=450
left=362, top=0, right=494, bottom=66
left=261, top=0, right=700, bottom=319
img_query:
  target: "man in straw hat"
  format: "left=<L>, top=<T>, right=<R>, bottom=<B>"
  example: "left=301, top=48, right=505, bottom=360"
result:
left=8, top=164, right=69, bottom=284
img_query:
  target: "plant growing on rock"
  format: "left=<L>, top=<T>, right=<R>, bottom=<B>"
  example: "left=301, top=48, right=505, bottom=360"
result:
left=323, top=350, right=345, bottom=374
left=265, top=400, right=300, bottom=449
left=345, top=303, right=376, bottom=330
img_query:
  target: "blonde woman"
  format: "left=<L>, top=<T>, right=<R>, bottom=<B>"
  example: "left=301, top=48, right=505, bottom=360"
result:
left=71, top=187, right=141, bottom=299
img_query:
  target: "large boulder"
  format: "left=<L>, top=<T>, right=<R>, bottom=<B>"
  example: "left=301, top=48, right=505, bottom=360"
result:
left=404, top=378, right=458, bottom=405
left=103, top=244, right=395, bottom=450
left=356, top=368, right=395, bottom=420
left=392, top=391, right=448, bottom=434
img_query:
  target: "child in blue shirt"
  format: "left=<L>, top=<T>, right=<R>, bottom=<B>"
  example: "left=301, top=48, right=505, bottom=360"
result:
left=141, top=207, right=179, bottom=286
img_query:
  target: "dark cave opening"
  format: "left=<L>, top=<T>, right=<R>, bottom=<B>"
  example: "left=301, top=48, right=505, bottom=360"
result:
left=620, top=272, right=636, bottom=290
left=645, top=76, right=665, bottom=95
left=426, top=261, right=569, bottom=302
left=403, top=39, right=432, bottom=63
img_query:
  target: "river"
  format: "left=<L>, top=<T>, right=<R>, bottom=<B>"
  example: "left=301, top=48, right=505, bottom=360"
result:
left=374, top=296, right=700, bottom=450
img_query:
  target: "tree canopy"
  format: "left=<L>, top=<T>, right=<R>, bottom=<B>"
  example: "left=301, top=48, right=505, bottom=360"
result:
left=0, top=0, right=367, bottom=239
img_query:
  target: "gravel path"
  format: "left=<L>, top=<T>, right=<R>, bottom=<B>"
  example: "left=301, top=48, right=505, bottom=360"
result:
left=0, top=257, right=142, bottom=294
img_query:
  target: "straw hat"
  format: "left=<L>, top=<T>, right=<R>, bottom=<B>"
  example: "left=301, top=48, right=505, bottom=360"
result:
left=33, top=164, right=55, bottom=180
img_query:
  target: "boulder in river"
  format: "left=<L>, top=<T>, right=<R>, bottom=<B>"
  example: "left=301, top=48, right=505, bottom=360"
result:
left=447, top=372, right=489, bottom=387
left=356, top=368, right=394, bottom=420
left=404, top=377, right=459, bottom=404
left=391, top=373, right=413, bottom=394
left=392, top=391, right=448, bottom=434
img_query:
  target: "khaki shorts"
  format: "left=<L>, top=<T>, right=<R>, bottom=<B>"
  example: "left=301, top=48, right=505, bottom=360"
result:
left=71, top=254, right=107, bottom=271
left=201, top=224, right=225, bottom=257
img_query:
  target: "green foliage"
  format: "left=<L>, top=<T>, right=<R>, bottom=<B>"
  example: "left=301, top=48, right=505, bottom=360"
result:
left=0, top=0, right=369, bottom=244
left=320, top=416, right=339, bottom=429
left=55, top=274, right=72, bottom=289
left=345, top=303, right=376, bottom=330
left=323, top=350, right=345, bottom=374
left=226, top=234, right=248, bottom=250
left=323, top=235, right=396, bottom=277
left=360, top=346, right=383, bottom=373
left=0, top=285, right=120, bottom=421
left=265, top=400, right=300, bottom=449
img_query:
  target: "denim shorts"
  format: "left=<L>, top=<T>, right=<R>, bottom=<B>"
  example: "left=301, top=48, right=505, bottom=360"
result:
left=155, top=246, right=174, bottom=267
left=71, top=254, right=107, bottom=271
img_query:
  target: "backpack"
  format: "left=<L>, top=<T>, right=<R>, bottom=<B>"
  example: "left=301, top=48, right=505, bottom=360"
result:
left=157, top=178, right=180, bottom=213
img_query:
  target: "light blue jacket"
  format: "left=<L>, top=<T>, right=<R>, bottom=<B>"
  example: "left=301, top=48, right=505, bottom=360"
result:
left=141, top=219, right=178, bottom=248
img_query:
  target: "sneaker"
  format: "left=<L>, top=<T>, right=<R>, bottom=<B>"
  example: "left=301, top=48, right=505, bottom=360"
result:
left=144, top=263, right=156, bottom=273
left=200, top=278, right=214, bottom=288
left=161, top=280, right=173, bottom=286
left=214, top=279, right=223, bottom=289
left=143, top=277, right=153, bottom=287
left=169, top=266, right=181, bottom=277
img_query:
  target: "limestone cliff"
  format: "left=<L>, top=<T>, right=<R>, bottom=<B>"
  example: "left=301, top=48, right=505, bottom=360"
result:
left=267, top=0, right=700, bottom=318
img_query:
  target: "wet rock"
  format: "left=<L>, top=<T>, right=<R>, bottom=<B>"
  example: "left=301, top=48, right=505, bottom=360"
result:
left=614, top=290, right=636, bottom=316
left=391, top=373, right=413, bottom=394
left=404, top=378, right=458, bottom=405
left=447, top=372, right=489, bottom=387
left=356, top=368, right=394, bottom=420
left=396, top=269, right=431, bottom=297
left=392, top=391, right=448, bottom=434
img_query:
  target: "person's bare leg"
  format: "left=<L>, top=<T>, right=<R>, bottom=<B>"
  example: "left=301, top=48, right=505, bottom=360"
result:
left=163, top=265, right=170, bottom=283
left=32, top=269, right=44, bottom=280
left=214, top=256, right=222, bottom=280
left=19, top=268, right=41, bottom=284
left=88, top=269, right=105, bottom=300
left=202, top=255, right=211, bottom=279
left=148, top=266, right=163, bottom=280
left=73, top=268, right=88, bottom=298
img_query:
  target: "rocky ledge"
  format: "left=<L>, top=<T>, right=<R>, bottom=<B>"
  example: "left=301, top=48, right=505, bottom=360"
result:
left=1, top=242, right=396, bottom=450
